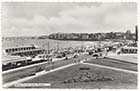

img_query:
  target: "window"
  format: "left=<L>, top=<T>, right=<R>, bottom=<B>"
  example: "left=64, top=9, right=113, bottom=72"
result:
left=15, top=48, right=18, bottom=51
left=5, top=49, right=9, bottom=52
left=12, top=48, right=15, bottom=52
left=9, top=49, right=12, bottom=52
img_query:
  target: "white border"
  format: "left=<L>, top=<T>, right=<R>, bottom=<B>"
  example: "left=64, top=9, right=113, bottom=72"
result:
left=0, top=0, right=139, bottom=91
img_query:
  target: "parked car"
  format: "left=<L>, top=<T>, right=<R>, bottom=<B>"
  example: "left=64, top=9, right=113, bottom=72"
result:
left=92, top=52, right=103, bottom=59
left=73, top=53, right=79, bottom=58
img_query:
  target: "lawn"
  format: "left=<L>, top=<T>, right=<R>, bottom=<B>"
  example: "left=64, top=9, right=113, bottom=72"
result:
left=85, top=58, right=137, bottom=71
left=16, top=63, right=137, bottom=89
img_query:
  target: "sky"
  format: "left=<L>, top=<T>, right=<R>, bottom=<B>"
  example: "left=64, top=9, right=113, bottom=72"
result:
left=1, top=2, right=137, bottom=37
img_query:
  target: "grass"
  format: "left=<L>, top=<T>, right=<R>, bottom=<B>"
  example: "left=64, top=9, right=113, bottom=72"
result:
left=17, top=63, right=137, bottom=89
left=85, top=58, right=137, bottom=71
left=3, top=54, right=92, bottom=83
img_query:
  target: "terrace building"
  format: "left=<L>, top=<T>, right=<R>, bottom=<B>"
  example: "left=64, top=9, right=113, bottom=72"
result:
left=80, top=33, right=89, bottom=40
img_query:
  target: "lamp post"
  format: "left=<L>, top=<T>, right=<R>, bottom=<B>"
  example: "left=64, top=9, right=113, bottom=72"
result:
left=47, top=42, right=50, bottom=54
left=135, top=25, right=138, bottom=42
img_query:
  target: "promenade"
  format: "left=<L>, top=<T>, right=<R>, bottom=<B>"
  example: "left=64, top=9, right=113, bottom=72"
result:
left=106, top=51, right=137, bottom=64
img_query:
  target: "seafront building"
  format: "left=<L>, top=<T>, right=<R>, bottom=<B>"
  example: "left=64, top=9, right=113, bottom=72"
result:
left=48, top=30, right=137, bottom=41
left=2, top=44, right=45, bottom=71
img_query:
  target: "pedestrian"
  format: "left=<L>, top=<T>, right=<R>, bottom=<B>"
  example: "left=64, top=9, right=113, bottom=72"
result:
left=52, top=62, right=54, bottom=69
left=85, top=58, right=87, bottom=61
left=73, top=60, right=76, bottom=63
left=65, top=56, right=68, bottom=60
left=117, top=51, right=120, bottom=55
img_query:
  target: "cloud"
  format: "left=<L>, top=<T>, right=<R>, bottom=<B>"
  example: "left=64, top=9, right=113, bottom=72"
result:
left=2, top=3, right=137, bottom=37
left=2, top=15, right=51, bottom=36
left=47, top=3, right=137, bottom=33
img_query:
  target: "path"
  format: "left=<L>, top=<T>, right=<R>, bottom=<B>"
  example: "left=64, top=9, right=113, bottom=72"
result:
left=82, top=62, right=137, bottom=74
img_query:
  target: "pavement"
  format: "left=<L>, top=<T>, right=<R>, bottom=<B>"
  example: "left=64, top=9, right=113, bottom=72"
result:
left=3, top=61, right=49, bottom=74
left=105, top=51, right=137, bottom=64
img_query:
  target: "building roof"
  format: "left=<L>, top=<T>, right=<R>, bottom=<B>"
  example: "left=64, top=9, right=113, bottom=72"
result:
left=2, top=55, right=27, bottom=64
left=5, top=44, right=37, bottom=49
left=10, top=49, right=44, bottom=54
left=122, top=46, right=137, bottom=49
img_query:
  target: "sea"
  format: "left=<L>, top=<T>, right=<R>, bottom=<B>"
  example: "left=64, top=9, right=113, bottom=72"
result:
left=2, top=38, right=108, bottom=55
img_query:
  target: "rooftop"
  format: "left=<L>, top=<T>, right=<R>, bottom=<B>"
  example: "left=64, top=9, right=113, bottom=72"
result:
left=5, top=44, right=38, bottom=49
left=2, top=55, right=27, bottom=64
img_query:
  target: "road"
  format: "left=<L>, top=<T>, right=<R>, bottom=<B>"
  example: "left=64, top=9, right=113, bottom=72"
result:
left=3, top=54, right=93, bottom=83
